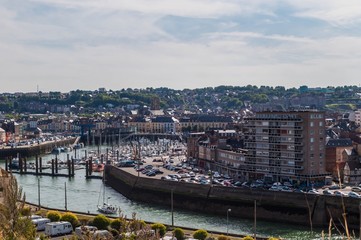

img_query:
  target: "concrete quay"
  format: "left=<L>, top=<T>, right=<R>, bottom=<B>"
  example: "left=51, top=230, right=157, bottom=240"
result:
left=105, top=164, right=361, bottom=230
left=0, top=137, right=78, bottom=158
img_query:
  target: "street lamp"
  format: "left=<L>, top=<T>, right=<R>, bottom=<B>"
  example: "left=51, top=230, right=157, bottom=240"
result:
left=226, top=208, right=231, bottom=235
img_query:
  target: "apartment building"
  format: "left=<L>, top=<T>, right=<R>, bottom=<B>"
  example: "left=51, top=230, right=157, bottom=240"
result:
left=244, top=111, right=328, bottom=183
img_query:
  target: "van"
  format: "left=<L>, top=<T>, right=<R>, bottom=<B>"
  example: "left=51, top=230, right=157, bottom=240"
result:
left=32, top=218, right=51, bottom=231
left=75, top=225, right=98, bottom=239
left=93, top=230, right=112, bottom=239
left=45, top=221, right=72, bottom=236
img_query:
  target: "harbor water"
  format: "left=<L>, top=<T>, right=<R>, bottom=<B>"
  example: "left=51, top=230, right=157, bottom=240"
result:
left=0, top=145, right=336, bottom=240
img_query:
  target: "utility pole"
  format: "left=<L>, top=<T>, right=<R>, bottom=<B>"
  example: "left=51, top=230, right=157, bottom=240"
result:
left=37, top=177, right=41, bottom=210
left=65, top=182, right=68, bottom=211
left=359, top=203, right=361, bottom=240
left=254, top=200, right=257, bottom=240
left=171, top=189, right=174, bottom=228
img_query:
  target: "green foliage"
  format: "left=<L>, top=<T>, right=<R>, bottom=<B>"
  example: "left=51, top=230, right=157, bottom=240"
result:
left=61, top=212, right=79, bottom=228
left=38, top=233, right=50, bottom=240
left=0, top=170, right=36, bottom=240
left=218, top=235, right=231, bottom=240
left=267, top=238, right=280, bottom=240
left=109, top=228, right=119, bottom=236
left=46, top=210, right=61, bottom=222
left=110, top=218, right=122, bottom=231
left=173, top=227, right=185, bottom=240
left=20, top=206, right=31, bottom=216
left=193, top=229, right=208, bottom=240
left=92, top=214, right=111, bottom=230
left=241, top=236, right=254, bottom=240
left=151, top=222, right=167, bottom=237
left=129, top=219, right=146, bottom=232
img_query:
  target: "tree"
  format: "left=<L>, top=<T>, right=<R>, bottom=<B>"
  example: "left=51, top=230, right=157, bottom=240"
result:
left=193, top=229, right=208, bottom=240
left=92, top=214, right=111, bottom=230
left=61, top=212, right=79, bottom=228
left=151, top=223, right=167, bottom=237
left=46, top=210, right=61, bottom=222
left=0, top=169, right=36, bottom=240
left=173, top=228, right=185, bottom=240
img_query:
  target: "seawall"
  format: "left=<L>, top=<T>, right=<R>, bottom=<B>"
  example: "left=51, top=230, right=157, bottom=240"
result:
left=105, top=165, right=361, bottom=229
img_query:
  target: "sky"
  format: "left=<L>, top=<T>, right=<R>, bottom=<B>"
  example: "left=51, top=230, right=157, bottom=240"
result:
left=1, top=0, right=361, bottom=92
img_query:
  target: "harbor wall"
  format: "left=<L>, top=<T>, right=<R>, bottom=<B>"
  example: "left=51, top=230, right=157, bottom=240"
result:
left=105, top=166, right=361, bottom=228
left=0, top=137, right=78, bottom=158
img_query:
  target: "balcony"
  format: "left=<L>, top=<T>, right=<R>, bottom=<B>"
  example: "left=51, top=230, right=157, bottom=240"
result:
left=295, top=166, right=304, bottom=170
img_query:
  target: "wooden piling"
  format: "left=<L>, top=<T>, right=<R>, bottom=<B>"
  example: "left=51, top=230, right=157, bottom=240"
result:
left=71, top=158, right=75, bottom=176
left=39, top=157, right=42, bottom=173
left=85, top=160, right=88, bottom=178
left=19, top=158, right=23, bottom=174
left=51, top=159, right=55, bottom=176
left=55, top=156, right=58, bottom=174
left=35, top=155, right=39, bottom=175
left=89, top=157, right=93, bottom=176
left=24, top=157, right=27, bottom=172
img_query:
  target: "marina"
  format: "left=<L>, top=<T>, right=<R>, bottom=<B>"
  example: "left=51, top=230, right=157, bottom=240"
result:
left=0, top=142, right=328, bottom=240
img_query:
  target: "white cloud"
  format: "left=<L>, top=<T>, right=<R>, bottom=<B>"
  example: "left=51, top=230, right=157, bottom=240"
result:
left=29, top=0, right=245, bottom=18
left=288, top=0, right=361, bottom=25
left=1, top=0, right=361, bottom=92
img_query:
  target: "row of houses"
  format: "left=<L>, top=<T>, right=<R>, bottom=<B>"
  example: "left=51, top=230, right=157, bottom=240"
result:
left=0, top=114, right=235, bottom=143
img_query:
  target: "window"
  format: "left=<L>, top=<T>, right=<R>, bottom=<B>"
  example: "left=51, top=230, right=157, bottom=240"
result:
left=319, top=121, right=323, bottom=127
left=310, top=130, right=314, bottom=135
left=310, top=122, right=314, bottom=127
left=310, top=137, right=314, bottom=143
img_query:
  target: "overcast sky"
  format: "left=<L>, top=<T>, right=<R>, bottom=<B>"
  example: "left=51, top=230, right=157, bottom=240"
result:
left=1, top=0, right=361, bottom=92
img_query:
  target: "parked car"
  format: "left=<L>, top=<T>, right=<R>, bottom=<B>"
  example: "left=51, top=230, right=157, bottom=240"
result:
left=281, top=186, right=293, bottom=192
left=334, top=191, right=347, bottom=197
left=351, top=187, right=361, bottom=192
left=348, top=191, right=361, bottom=198
left=322, top=190, right=333, bottom=195
left=269, top=186, right=281, bottom=191
left=308, top=189, right=319, bottom=194
left=283, top=182, right=293, bottom=187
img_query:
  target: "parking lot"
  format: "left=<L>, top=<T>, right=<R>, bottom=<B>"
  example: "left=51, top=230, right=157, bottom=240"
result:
left=118, top=156, right=361, bottom=199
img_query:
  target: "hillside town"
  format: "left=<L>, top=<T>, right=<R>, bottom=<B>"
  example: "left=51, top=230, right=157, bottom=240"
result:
left=1, top=86, right=361, bottom=188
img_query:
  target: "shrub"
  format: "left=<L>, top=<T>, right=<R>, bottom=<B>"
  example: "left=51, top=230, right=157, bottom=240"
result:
left=46, top=210, right=61, bottom=222
left=129, top=219, right=146, bottom=232
left=61, top=212, right=79, bottom=228
left=20, top=206, right=31, bottom=216
left=110, top=218, right=122, bottom=231
left=109, top=228, right=119, bottom=237
left=241, top=236, right=254, bottom=240
left=268, top=238, right=280, bottom=240
left=92, top=214, right=111, bottom=230
left=173, top=228, right=185, bottom=240
left=193, top=229, right=208, bottom=240
left=151, top=223, right=167, bottom=237
left=218, top=235, right=231, bottom=240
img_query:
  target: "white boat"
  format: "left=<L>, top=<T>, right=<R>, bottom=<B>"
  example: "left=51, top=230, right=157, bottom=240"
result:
left=97, top=170, right=117, bottom=215
left=97, top=202, right=117, bottom=214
